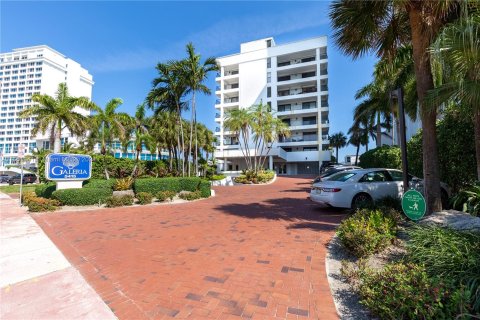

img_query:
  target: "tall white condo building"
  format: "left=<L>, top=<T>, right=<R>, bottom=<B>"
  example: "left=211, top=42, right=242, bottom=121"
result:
left=214, top=36, right=331, bottom=175
left=0, top=45, right=93, bottom=166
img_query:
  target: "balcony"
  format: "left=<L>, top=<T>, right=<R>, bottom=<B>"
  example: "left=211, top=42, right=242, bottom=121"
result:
left=278, top=87, right=317, bottom=97
left=322, top=135, right=329, bottom=141
left=320, top=69, right=328, bottom=76
left=215, top=113, right=221, bottom=118
left=277, top=71, right=316, bottom=82
left=224, top=83, right=239, bottom=90
left=320, top=53, right=328, bottom=60
left=277, top=56, right=315, bottom=67
left=215, top=127, right=221, bottom=132
left=321, top=85, right=328, bottom=92
left=225, top=70, right=239, bottom=76
left=224, top=97, right=239, bottom=104
left=278, top=135, right=318, bottom=143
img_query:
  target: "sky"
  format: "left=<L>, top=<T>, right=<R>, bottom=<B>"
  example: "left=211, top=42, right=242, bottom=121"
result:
left=1, top=1, right=377, bottom=161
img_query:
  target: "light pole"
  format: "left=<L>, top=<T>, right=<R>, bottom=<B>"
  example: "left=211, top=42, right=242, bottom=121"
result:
left=390, top=88, right=409, bottom=193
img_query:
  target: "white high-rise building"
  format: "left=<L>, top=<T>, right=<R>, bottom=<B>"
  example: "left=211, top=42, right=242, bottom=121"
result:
left=214, top=36, right=331, bottom=175
left=0, top=45, right=93, bottom=166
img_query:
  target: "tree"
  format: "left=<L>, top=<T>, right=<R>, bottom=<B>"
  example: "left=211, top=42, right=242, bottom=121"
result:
left=329, top=132, right=347, bottom=162
left=88, top=98, right=131, bottom=179
left=348, top=122, right=368, bottom=165
left=128, top=104, right=153, bottom=177
left=180, top=43, right=219, bottom=176
left=330, top=0, right=467, bottom=212
left=19, top=83, right=94, bottom=153
left=147, top=62, right=189, bottom=176
left=224, top=102, right=290, bottom=174
left=426, top=12, right=480, bottom=180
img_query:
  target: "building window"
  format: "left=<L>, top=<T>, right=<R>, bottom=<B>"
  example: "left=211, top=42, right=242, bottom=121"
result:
left=267, top=72, right=271, bottom=83
left=267, top=58, right=271, bottom=68
left=266, top=39, right=272, bottom=47
left=267, top=87, right=271, bottom=98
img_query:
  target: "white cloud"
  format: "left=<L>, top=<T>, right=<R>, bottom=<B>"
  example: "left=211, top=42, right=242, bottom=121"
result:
left=89, top=3, right=329, bottom=72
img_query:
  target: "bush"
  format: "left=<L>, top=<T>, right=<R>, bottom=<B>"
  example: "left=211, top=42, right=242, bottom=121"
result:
left=114, top=177, right=133, bottom=191
left=451, top=182, right=480, bottom=217
left=52, top=188, right=112, bottom=206
left=374, top=195, right=402, bottom=212
left=337, top=209, right=398, bottom=257
left=234, top=170, right=275, bottom=184
left=407, top=105, right=476, bottom=192
left=105, top=195, right=133, bottom=207
left=358, top=145, right=401, bottom=169
left=22, top=191, right=37, bottom=204
left=210, top=174, right=226, bottom=181
left=156, top=190, right=176, bottom=202
left=83, top=179, right=115, bottom=190
left=257, top=170, right=275, bottom=183
left=134, top=177, right=210, bottom=198
left=35, top=182, right=56, bottom=198
left=356, top=263, right=468, bottom=319
left=406, top=225, right=480, bottom=313
left=136, top=192, right=153, bottom=205
left=179, top=191, right=202, bottom=201
left=25, top=196, right=61, bottom=212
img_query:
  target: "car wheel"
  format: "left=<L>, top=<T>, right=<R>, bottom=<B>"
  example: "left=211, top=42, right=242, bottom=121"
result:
left=351, top=193, right=373, bottom=210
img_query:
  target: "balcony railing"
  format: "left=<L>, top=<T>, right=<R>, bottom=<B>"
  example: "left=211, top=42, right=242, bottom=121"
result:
left=322, top=120, right=330, bottom=124
left=278, top=135, right=318, bottom=143
left=320, top=53, right=328, bottom=60
left=278, top=102, right=317, bottom=112
left=223, top=142, right=239, bottom=146
left=320, top=69, right=328, bottom=76
left=278, top=87, right=317, bottom=97
left=224, top=83, right=239, bottom=90
left=215, top=99, right=221, bottom=104
left=322, top=135, right=329, bottom=140
left=215, top=113, right=221, bottom=118
left=302, top=120, right=317, bottom=125
left=321, top=85, right=328, bottom=91
left=277, top=71, right=316, bottom=82
left=215, top=127, right=220, bottom=132
left=277, top=56, right=316, bottom=67
left=321, top=101, right=329, bottom=107
left=224, top=97, right=239, bottom=103
left=225, top=70, right=239, bottom=76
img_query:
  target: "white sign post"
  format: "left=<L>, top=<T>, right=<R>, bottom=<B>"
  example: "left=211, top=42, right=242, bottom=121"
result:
left=18, top=144, right=25, bottom=206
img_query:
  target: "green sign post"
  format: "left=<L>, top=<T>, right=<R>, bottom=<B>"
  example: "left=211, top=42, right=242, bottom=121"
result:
left=401, top=189, right=426, bottom=220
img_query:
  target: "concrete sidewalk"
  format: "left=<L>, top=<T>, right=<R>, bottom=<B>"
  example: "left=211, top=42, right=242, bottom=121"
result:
left=0, top=193, right=116, bottom=320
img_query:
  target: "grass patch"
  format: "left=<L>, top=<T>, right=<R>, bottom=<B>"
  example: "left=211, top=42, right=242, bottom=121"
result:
left=0, top=184, right=37, bottom=194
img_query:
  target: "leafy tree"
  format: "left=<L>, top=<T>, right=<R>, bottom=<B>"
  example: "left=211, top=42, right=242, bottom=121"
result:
left=426, top=12, right=480, bottom=180
left=329, top=132, right=347, bottom=162
left=330, top=0, right=469, bottom=212
left=359, top=145, right=401, bottom=169
left=19, top=83, right=94, bottom=152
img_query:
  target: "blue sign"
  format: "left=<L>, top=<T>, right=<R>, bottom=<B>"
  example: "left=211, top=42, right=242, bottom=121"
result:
left=45, top=153, right=92, bottom=181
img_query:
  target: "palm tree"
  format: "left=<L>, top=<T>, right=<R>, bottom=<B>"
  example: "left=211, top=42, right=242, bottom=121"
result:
left=89, top=98, right=131, bottom=179
left=224, top=108, right=254, bottom=171
left=19, top=83, right=94, bottom=153
left=426, top=12, right=480, bottom=180
left=329, top=0, right=467, bottom=212
left=150, top=110, right=179, bottom=172
left=129, top=104, right=152, bottom=177
left=348, top=122, right=369, bottom=165
left=180, top=42, right=219, bottom=176
left=147, top=62, right=189, bottom=176
left=330, top=132, right=347, bottom=162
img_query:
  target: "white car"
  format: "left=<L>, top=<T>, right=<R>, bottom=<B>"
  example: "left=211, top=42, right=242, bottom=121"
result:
left=310, top=168, right=450, bottom=209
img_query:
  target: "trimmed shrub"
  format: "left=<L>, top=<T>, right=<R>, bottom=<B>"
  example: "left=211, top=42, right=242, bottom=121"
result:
left=136, top=192, right=153, bottom=205
left=105, top=195, right=133, bottom=207
left=25, top=196, right=61, bottom=212
left=356, top=263, right=468, bottom=320
left=114, top=177, right=133, bottom=191
left=83, top=179, right=115, bottom=190
left=156, top=190, right=176, bottom=202
left=52, top=188, right=112, bottom=206
left=210, top=174, right=226, bottom=181
left=134, top=177, right=210, bottom=198
left=35, top=182, right=56, bottom=199
left=337, top=209, right=398, bottom=257
left=358, top=145, right=401, bottom=169
left=22, top=191, right=37, bottom=204
left=179, top=191, right=202, bottom=201
left=257, top=170, right=275, bottom=183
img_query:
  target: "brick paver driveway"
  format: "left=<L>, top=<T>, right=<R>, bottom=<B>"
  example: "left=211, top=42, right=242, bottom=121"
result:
left=34, top=176, right=346, bottom=320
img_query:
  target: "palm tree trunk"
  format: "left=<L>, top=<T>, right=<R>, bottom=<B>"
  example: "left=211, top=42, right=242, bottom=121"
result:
left=194, top=111, right=198, bottom=176
left=176, top=103, right=185, bottom=177
left=474, top=110, right=480, bottom=181
left=409, top=7, right=442, bottom=213
left=376, top=113, right=382, bottom=148
left=336, top=147, right=339, bottom=163
left=188, top=92, right=196, bottom=177
left=53, top=120, right=62, bottom=153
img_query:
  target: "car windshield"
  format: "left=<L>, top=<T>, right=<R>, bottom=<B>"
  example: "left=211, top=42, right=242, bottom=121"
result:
left=328, top=172, right=356, bottom=182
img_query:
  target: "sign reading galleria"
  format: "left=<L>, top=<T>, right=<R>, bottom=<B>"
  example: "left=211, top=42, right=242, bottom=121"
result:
left=45, top=154, right=92, bottom=181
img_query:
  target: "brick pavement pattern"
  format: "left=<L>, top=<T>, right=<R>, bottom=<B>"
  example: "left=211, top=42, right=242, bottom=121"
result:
left=33, top=176, right=345, bottom=320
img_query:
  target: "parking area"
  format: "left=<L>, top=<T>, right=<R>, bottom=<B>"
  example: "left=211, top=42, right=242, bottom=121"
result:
left=32, top=176, right=346, bottom=319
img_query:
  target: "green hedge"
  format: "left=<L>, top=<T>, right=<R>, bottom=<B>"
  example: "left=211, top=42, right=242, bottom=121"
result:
left=83, top=179, right=115, bottom=190
left=134, top=177, right=211, bottom=198
left=52, top=188, right=113, bottom=206
left=358, top=145, right=401, bottom=169
left=35, top=183, right=56, bottom=199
